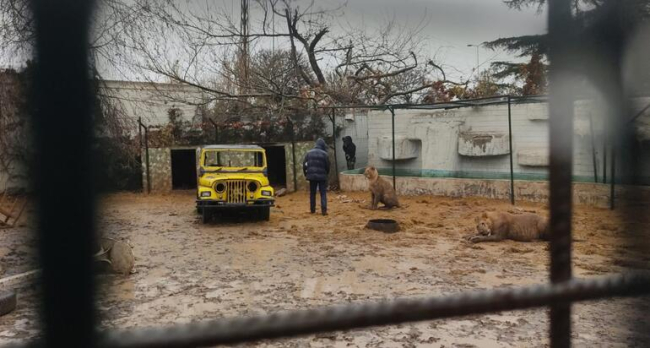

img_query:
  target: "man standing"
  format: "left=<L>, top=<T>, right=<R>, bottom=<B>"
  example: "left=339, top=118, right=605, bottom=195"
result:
left=303, top=138, right=330, bottom=215
left=342, top=136, right=356, bottom=170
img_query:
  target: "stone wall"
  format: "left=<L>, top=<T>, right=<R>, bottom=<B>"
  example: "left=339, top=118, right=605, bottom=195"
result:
left=141, top=142, right=314, bottom=193
left=142, top=148, right=172, bottom=192
left=285, top=141, right=313, bottom=192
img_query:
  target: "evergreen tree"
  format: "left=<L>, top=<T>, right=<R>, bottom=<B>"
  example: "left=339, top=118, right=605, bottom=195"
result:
left=485, top=0, right=650, bottom=94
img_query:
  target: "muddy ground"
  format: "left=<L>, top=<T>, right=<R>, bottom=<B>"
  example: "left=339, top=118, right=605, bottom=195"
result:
left=1, top=190, right=650, bottom=347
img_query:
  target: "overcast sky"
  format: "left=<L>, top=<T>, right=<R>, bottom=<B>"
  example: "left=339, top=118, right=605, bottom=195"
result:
left=312, top=0, right=548, bottom=80
left=86, top=0, right=548, bottom=81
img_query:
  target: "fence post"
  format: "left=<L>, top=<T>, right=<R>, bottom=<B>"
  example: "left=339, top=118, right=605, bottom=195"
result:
left=289, top=116, right=297, bottom=192
left=507, top=96, right=515, bottom=205
left=138, top=119, right=151, bottom=194
left=611, top=147, right=616, bottom=210
left=548, top=0, right=575, bottom=346
left=389, top=107, right=396, bottom=190
left=603, top=138, right=607, bottom=183
left=31, top=0, right=97, bottom=346
left=331, top=108, right=339, bottom=187
left=589, top=113, right=598, bottom=183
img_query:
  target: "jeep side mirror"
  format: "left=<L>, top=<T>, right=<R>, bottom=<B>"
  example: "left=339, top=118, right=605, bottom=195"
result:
left=263, top=168, right=268, bottom=177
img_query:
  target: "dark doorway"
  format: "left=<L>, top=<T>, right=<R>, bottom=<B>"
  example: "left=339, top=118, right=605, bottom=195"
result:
left=263, top=145, right=287, bottom=188
left=171, top=149, right=197, bottom=190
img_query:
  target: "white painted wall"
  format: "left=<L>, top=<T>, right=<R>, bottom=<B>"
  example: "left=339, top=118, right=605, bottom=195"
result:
left=101, top=80, right=209, bottom=133
left=358, top=97, right=650, bottom=181
left=332, top=110, right=370, bottom=172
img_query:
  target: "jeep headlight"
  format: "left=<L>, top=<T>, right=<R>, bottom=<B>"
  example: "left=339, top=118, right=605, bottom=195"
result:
left=200, top=192, right=211, bottom=197
left=247, top=181, right=258, bottom=192
left=215, top=182, right=226, bottom=193
left=261, top=190, right=272, bottom=197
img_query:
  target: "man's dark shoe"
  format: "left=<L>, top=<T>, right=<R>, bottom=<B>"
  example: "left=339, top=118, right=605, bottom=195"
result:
left=322, top=212, right=328, bottom=216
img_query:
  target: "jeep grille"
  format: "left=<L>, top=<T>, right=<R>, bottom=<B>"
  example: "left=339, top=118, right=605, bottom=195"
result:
left=226, top=180, right=248, bottom=204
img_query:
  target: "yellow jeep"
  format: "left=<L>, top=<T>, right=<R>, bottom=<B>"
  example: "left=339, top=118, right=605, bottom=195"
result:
left=196, top=145, right=275, bottom=222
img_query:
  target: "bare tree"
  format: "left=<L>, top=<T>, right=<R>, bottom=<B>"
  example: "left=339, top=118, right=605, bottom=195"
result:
left=120, top=0, right=465, bottom=107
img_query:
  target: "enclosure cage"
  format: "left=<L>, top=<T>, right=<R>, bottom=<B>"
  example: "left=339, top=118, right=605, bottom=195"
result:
left=9, top=1, right=650, bottom=348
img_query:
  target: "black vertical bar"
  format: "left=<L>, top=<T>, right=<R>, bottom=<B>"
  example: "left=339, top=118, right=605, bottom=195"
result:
left=603, top=138, right=607, bottom=183
left=611, top=147, right=616, bottom=210
left=589, top=113, right=598, bottom=183
left=390, top=107, right=396, bottom=189
left=547, top=0, right=574, bottom=346
left=138, top=117, right=143, bottom=148
left=31, top=0, right=96, bottom=347
left=331, top=108, right=339, bottom=186
left=137, top=119, right=151, bottom=194
left=290, top=117, right=297, bottom=192
left=507, top=96, right=515, bottom=205
left=144, top=126, right=151, bottom=194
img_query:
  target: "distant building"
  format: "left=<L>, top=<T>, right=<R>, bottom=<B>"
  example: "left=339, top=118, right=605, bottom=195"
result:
left=100, top=80, right=211, bottom=132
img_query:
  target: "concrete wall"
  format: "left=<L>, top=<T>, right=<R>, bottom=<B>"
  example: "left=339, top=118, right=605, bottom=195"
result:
left=331, top=110, right=370, bottom=172
left=360, top=98, right=650, bottom=182
left=339, top=172, right=650, bottom=209
left=101, top=80, right=209, bottom=133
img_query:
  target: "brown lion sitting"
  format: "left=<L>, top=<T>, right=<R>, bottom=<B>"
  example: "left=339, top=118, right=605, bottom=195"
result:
left=468, top=211, right=549, bottom=243
left=363, top=166, right=400, bottom=209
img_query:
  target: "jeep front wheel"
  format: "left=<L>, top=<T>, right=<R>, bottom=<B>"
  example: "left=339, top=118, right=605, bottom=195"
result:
left=259, top=207, right=270, bottom=221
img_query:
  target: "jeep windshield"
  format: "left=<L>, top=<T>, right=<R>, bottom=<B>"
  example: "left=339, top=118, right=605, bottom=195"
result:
left=203, top=150, right=265, bottom=171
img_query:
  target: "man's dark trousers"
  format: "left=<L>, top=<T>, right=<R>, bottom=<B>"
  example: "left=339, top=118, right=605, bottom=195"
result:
left=309, top=180, right=327, bottom=214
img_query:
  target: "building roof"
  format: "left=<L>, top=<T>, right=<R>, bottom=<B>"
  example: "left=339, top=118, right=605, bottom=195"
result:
left=203, top=145, right=263, bottom=150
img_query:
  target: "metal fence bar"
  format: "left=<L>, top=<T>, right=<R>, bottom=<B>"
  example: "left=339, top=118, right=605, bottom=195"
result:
left=611, top=148, right=616, bottom=209
left=2, top=274, right=639, bottom=348
left=138, top=119, right=151, bottom=194
left=389, top=106, right=396, bottom=189
left=507, top=96, right=515, bottom=205
left=30, top=0, right=97, bottom=347
left=547, top=0, right=575, bottom=346
left=330, top=108, right=339, bottom=186
left=589, top=113, right=598, bottom=183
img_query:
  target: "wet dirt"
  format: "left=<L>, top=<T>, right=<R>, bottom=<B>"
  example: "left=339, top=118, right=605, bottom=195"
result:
left=0, top=190, right=649, bottom=347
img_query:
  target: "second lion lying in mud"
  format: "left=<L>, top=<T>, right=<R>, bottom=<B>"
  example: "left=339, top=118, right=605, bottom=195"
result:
left=467, top=211, right=549, bottom=243
left=364, top=166, right=400, bottom=209
left=94, top=237, right=136, bottom=275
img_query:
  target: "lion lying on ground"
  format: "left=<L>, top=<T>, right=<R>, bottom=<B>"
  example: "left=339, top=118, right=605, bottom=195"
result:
left=467, top=211, right=549, bottom=243
left=363, top=166, right=400, bottom=209
left=94, top=238, right=135, bottom=274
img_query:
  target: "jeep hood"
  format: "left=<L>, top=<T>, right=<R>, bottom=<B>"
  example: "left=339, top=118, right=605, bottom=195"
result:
left=199, top=172, right=267, bottom=187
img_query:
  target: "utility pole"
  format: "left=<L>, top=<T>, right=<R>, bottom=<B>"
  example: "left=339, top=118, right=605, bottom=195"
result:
left=240, top=0, right=250, bottom=95
left=467, top=43, right=483, bottom=74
